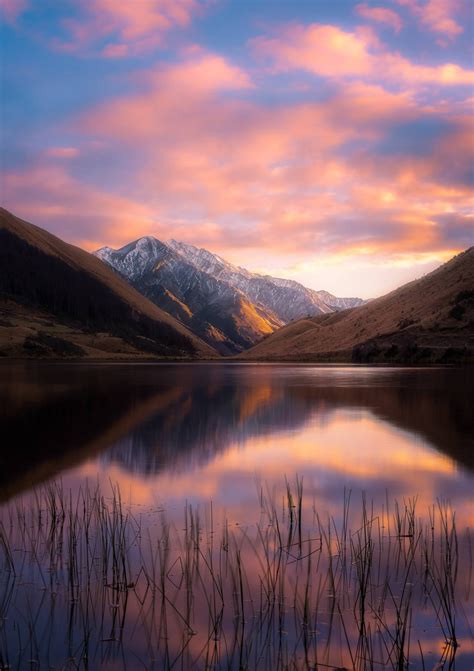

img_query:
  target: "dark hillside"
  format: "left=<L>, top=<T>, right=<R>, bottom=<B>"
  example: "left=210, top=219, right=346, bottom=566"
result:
left=0, top=209, right=215, bottom=358
left=242, top=248, right=474, bottom=363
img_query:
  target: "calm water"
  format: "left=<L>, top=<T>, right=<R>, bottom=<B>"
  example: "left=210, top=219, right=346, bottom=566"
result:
left=0, top=362, right=473, bottom=669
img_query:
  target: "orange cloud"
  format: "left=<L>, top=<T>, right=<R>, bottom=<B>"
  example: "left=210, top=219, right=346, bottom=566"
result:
left=355, top=3, right=403, bottom=33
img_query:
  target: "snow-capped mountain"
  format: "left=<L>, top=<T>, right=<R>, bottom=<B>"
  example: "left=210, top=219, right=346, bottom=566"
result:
left=168, top=240, right=363, bottom=322
left=95, top=238, right=364, bottom=354
left=96, top=238, right=283, bottom=354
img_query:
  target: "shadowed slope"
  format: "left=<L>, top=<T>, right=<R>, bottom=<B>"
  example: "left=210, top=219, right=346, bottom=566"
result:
left=242, top=248, right=474, bottom=363
left=0, top=208, right=216, bottom=359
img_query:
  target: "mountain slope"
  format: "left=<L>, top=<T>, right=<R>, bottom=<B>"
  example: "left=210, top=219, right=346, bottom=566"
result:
left=168, top=240, right=364, bottom=319
left=0, top=208, right=216, bottom=359
left=97, top=237, right=283, bottom=354
left=96, top=238, right=363, bottom=354
left=241, top=248, right=474, bottom=363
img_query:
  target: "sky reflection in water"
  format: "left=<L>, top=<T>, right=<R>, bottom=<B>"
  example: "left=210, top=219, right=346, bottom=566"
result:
left=1, top=362, right=473, bottom=521
left=0, top=363, right=473, bottom=669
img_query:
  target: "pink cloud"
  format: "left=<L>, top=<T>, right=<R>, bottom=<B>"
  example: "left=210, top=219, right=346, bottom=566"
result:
left=251, top=22, right=474, bottom=87
left=382, top=54, right=474, bottom=86
left=0, top=0, right=28, bottom=23
left=3, top=8, right=471, bottom=296
left=79, top=52, right=254, bottom=143
left=321, top=81, right=416, bottom=125
left=3, top=46, right=468, bottom=273
left=102, top=43, right=129, bottom=59
left=71, top=49, right=472, bottom=262
left=355, top=3, right=403, bottom=33
left=52, top=0, right=201, bottom=57
left=79, top=61, right=414, bottom=218
left=44, top=146, right=80, bottom=159
left=252, top=23, right=373, bottom=77
left=148, top=49, right=254, bottom=92
left=1, top=163, right=158, bottom=249
left=395, top=0, right=463, bottom=41
left=2, top=157, right=264, bottom=254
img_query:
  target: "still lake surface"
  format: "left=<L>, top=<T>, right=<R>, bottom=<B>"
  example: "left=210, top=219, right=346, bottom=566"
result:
left=0, top=362, right=473, bottom=669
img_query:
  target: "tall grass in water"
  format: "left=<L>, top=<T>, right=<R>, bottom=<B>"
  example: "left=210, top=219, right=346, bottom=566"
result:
left=0, top=480, right=472, bottom=670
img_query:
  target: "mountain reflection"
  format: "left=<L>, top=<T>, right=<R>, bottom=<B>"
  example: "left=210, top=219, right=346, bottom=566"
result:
left=0, top=363, right=472, bottom=500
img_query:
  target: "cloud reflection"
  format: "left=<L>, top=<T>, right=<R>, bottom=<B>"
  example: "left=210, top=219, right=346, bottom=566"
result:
left=1, top=363, right=472, bottom=524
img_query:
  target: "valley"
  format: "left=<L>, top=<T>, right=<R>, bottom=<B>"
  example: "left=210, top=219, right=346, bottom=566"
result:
left=1, top=207, right=472, bottom=363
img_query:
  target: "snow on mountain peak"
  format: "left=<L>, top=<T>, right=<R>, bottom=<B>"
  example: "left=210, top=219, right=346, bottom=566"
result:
left=94, top=236, right=365, bottom=351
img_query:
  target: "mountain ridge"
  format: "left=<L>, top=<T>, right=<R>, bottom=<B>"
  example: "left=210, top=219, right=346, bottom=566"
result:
left=2, top=208, right=469, bottom=364
left=96, top=237, right=283, bottom=354
left=96, top=236, right=364, bottom=353
left=167, top=239, right=363, bottom=312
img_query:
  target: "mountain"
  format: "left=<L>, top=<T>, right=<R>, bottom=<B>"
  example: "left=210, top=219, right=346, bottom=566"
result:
left=241, top=248, right=474, bottom=363
left=0, top=208, right=215, bottom=359
left=96, top=238, right=364, bottom=354
left=168, top=240, right=364, bottom=317
left=97, top=237, right=283, bottom=354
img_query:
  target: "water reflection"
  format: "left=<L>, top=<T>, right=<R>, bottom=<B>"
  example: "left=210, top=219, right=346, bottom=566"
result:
left=0, top=363, right=472, bottom=502
left=1, top=362, right=473, bottom=669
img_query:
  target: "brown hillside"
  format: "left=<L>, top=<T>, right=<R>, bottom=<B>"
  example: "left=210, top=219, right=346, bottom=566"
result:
left=0, top=208, right=216, bottom=359
left=242, top=248, right=474, bottom=363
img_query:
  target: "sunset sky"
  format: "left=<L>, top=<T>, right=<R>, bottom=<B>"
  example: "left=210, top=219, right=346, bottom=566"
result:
left=1, top=0, right=473, bottom=297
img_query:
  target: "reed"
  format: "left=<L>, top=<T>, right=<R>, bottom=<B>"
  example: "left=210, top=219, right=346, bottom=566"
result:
left=0, top=480, right=472, bottom=670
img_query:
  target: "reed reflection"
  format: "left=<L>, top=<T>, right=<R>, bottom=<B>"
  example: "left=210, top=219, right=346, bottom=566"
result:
left=1, top=363, right=473, bottom=669
left=0, top=481, right=472, bottom=670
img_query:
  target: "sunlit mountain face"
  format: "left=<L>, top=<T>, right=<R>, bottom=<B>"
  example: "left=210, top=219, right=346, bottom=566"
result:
left=95, top=236, right=364, bottom=353
left=2, top=1, right=473, bottom=298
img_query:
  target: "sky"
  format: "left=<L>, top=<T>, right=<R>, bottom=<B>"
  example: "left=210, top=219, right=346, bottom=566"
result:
left=1, top=0, right=473, bottom=298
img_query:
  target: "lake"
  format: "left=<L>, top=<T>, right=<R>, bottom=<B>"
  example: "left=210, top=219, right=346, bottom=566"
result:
left=0, top=362, right=473, bottom=670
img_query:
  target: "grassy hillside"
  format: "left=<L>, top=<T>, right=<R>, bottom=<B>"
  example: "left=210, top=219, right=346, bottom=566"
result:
left=0, top=208, right=216, bottom=359
left=242, top=248, right=474, bottom=363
